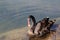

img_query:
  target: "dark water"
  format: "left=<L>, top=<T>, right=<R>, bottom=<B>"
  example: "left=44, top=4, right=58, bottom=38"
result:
left=0, top=0, right=60, bottom=33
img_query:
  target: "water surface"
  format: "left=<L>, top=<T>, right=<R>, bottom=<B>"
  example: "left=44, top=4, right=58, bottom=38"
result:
left=0, top=0, right=60, bottom=33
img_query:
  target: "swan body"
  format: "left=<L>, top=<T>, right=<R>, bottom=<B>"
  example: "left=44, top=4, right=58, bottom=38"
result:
left=28, top=15, right=60, bottom=40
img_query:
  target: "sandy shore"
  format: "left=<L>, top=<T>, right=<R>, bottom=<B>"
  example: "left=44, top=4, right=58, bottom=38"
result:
left=0, top=27, right=29, bottom=40
left=0, top=27, right=57, bottom=40
left=0, top=26, right=60, bottom=40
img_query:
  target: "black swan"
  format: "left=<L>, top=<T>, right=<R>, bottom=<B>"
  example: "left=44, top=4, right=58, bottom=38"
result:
left=27, top=15, right=55, bottom=35
left=28, top=15, right=60, bottom=40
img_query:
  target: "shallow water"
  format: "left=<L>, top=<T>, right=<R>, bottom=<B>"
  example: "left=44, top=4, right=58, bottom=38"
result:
left=0, top=0, right=60, bottom=33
